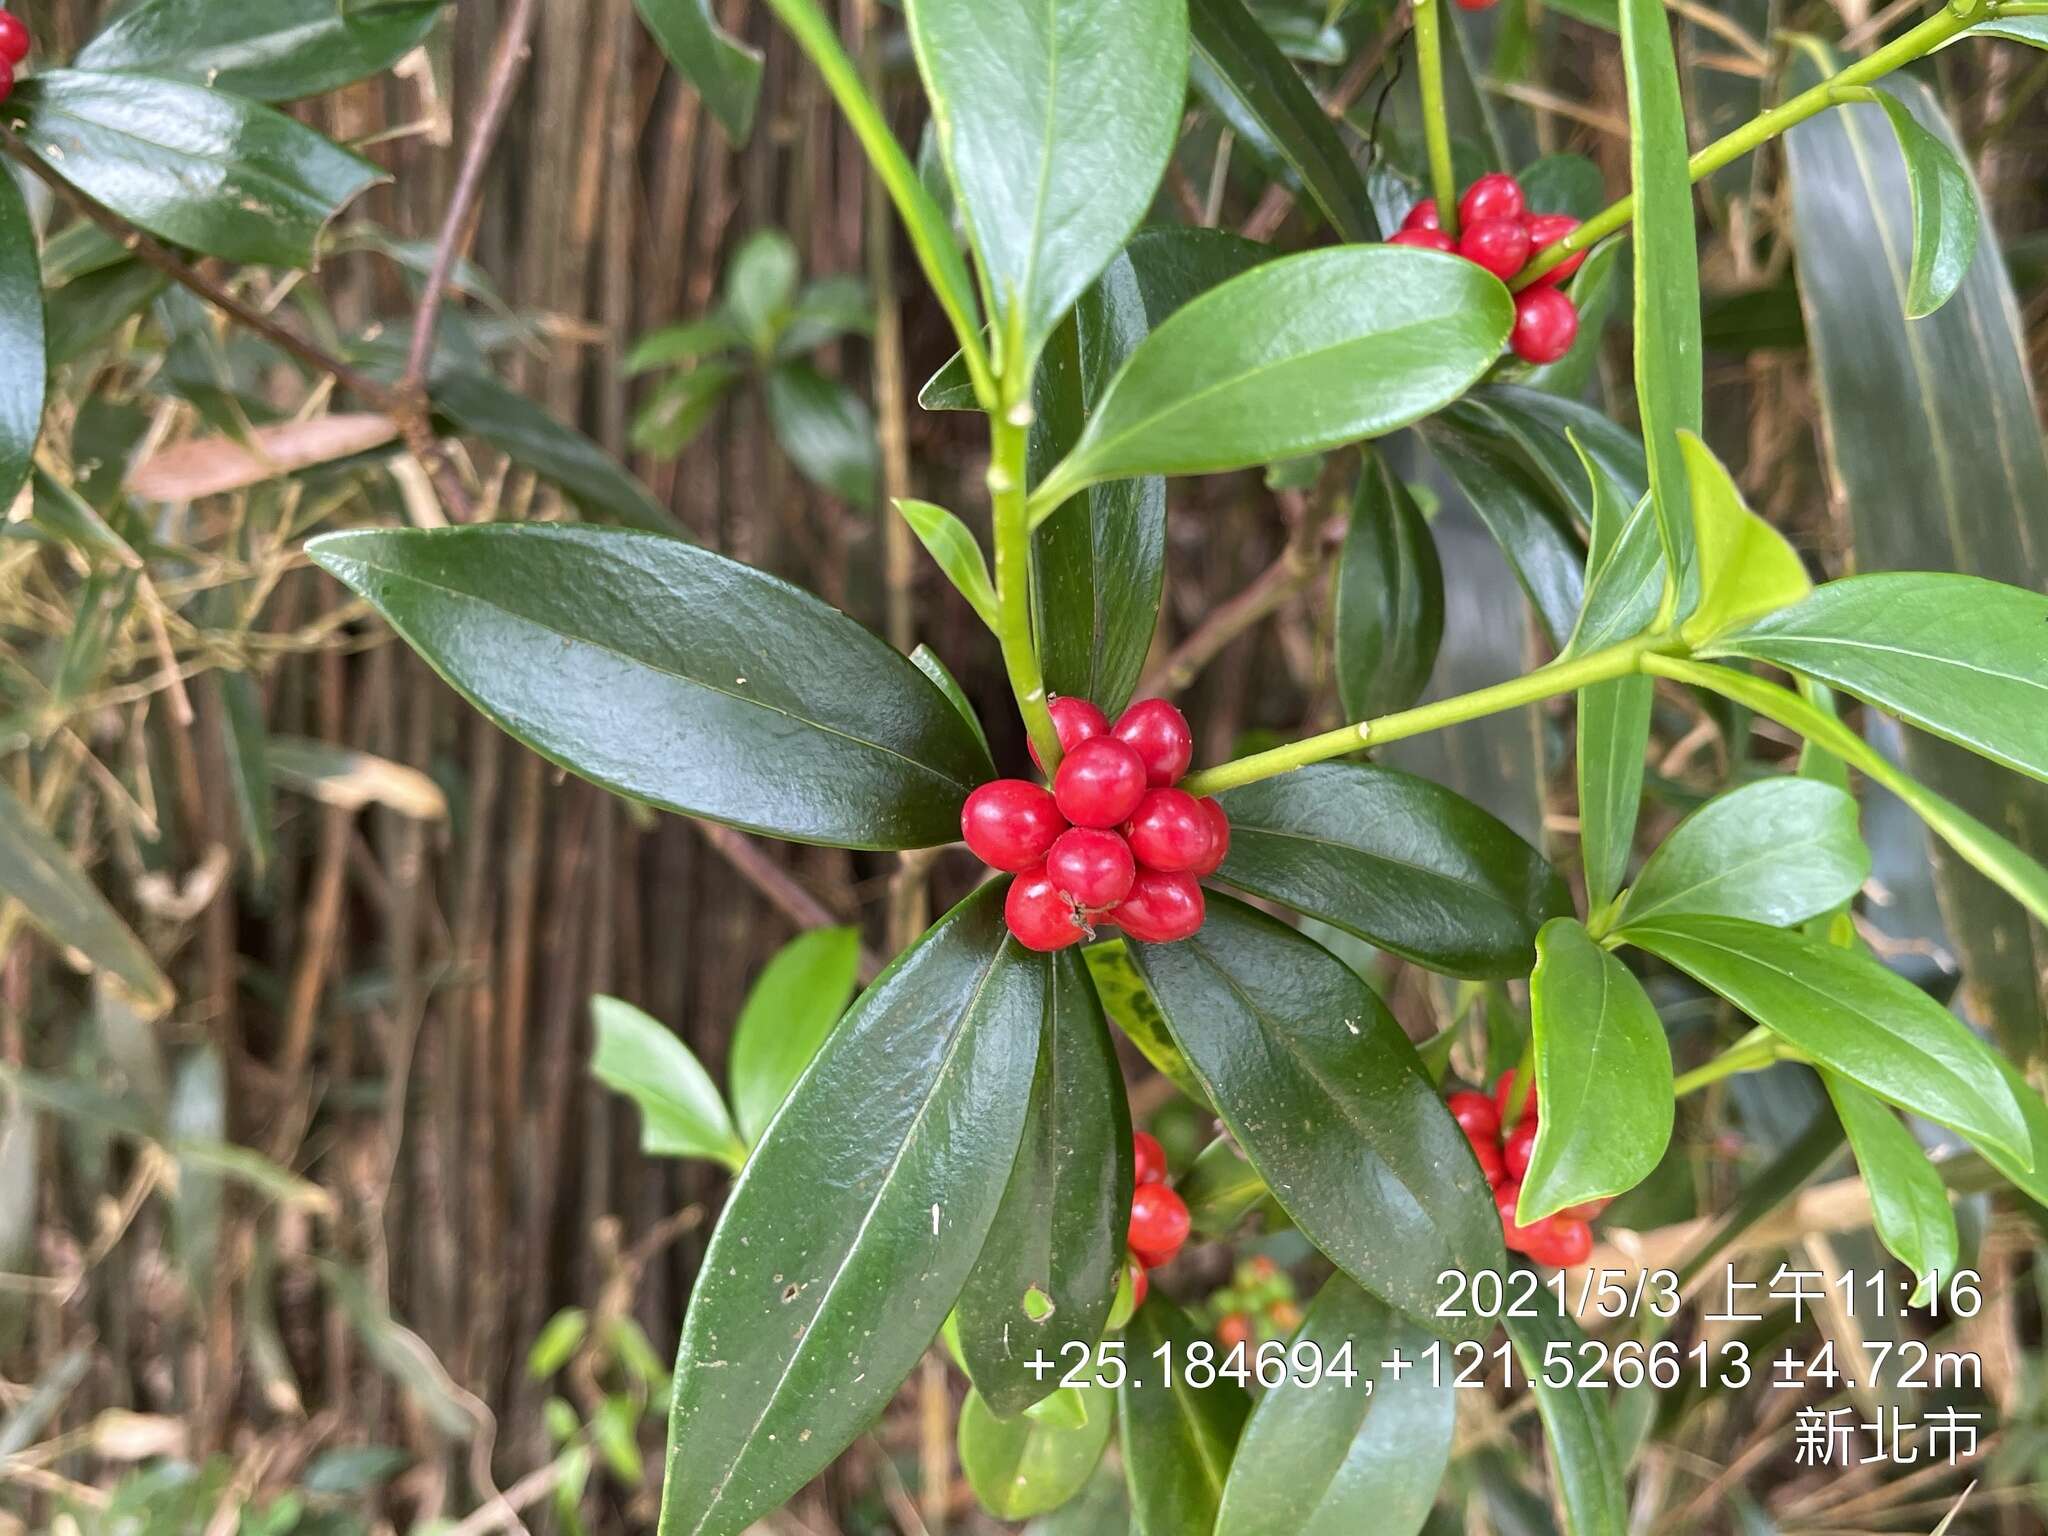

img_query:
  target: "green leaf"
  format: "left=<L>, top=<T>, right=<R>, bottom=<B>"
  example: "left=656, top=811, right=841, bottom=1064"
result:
left=307, top=525, right=995, bottom=849
left=1820, top=1072, right=1958, bottom=1304
left=626, top=315, right=744, bottom=374
left=1617, top=0, right=1700, bottom=613
left=1518, top=154, right=1607, bottom=220
left=1215, top=762, right=1572, bottom=980
left=1518, top=919, right=1672, bottom=1225
left=1576, top=678, right=1651, bottom=916
left=167, top=1049, right=225, bottom=1299
left=1081, top=939, right=1210, bottom=1108
left=957, top=952, right=1129, bottom=1417
left=897, top=499, right=997, bottom=629
left=590, top=996, right=744, bottom=1167
left=1675, top=431, right=1811, bottom=647
left=1863, top=89, right=1977, bottom=319
left=431, top=369, right=675, bottom=532
left=727, top=926, right=861, bottom=1147
left=1707, top=573, right=2048, bottom=787
left=1131, top=896, right=1507, bottom=1339
left=1785, top=61, right=2048, bottom=1061
left=1335, top=450, right=1443, bottom=722
left=960, top=1385, right=1115, bottom=1521
left=1119, top=1295, right=1250, bottom=1536
left=1617, top=914, right=2031, bottom=1168
left=8, top=72, right=385, bottom=269
left=73, top=0, right=445, bottom=101
left=907, top=0, right=1185, bottom=375
left=1214, top=1278, right=1452, bottom=1536
left=779, top=275, right=873, bottom=357
left=1619, top=778, right=1870, bottom=929
left=763, top=361, right=877, bottom=506
left=45, top=259, right=169, bottom=365
left=723, top=230, right=801, bottom=351
left=1187, top=0, right=1380, bottom=242
left=1030, top=249, right=1514, bottom=515
left=1971, top=14, right=2048, bottom=47
left=911, top=643, right=994, bottom=764
left=0, top=778, right=170, bottom=1013
left=1178, top=1135, right=1270, bottom=1238
left=1504, top=1302, right=1628, bottom=1536
left=660, top=885, right=1044, bottom=1536
left=0, top=165, right=43, bottom=514
left=631, top=362, right=742, bottom=458
left=634, top=0, right=763, bottom=142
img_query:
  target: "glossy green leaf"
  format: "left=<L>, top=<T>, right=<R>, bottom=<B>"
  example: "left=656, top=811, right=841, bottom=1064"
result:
left=631, top=362, right=741, bottom=458
left=0, top=167, right=41, bottom=514
left=960, top=1385, right=1115, bottom=1521
left=307, top=525, right=994, bottom=849
left=911, top=644, right=994, bottom=764
left=45, top=259, right=169, bottom=365
left=432, top=369, right=674, bottom=532
left=1971, top=14, right=2048, bottom=47
left=907, top=0, right=1185, bottom=375
left=1675, top=431, right=1811, bottom=647
left=763, top=361, right=876, bottom=506
left=897, top=499, right=996, bottom=629
left=1864, top=89, right=1977, bottom=319
left=1785, top=62, right=2048, bottom=1061
left=1082, top=940, right=1210, bottom=1108
left=9, top=72, right=384, bottom=269
left=1187, top=0, right=1380, bottom=241
left=1821, top=1072, right=1957, bottom=1305
left=1518, top=920, right=1672, bottom=1225
left=1030, top=249, right=1514, bottom=515
left=958, top=952, right=1129, bottom=1417
left=724, top=231, right=800, bottom=351
left=660, top=885, right=1043, bottom=1536
left=1504, top=1302, right=1627, bottom=1536
left=1215, top=763, right=1572, bottom=980
left=1131, top=896, right=1506, bottom=1339
left=727, top=926, right=861, bottom=1147
left=1617, top=914, right=2031, bottom=1167
left=1708, top=573, right=2048, bottom=787
left=1178, top=1135, right=1270, bottom=1238
left=0, top=778, right=170, bottom=1013
left=634, top=0, right=763, bottom=142
left=1518, top=154, right=1607, bottom=221
left=1577, top=674, right=1652, bottom=915
left=589, top=996, right=744, bottom=1168
left=1617, top=0, right=1700, bottom=611
left=1335, top=450, right=1443, bottom=722
left=74, top=0, right=445, bottom=101
left=1215, top=1278, right=1452, bottom=1536
left=1119, top=1295, right=1250, bottom=1536
left=1619, top=778, right=1869, bottom=929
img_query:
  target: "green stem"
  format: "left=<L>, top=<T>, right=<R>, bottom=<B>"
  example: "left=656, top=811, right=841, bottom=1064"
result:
left=1513, top=2, right=1979, bottom=289
left=990, top=411, right=1062, bottom=772
left=1673, top=1027, right=1791, bottom=1097
left=1413, top=0, right=1462, bottom=241
left=1181, top=634, right=1662, bottom=797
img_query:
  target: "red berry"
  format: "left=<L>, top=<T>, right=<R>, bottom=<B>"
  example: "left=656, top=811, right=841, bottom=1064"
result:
left=1046, top=826, right=1136, bottom=910
left=1504, top=1120, right=1537, bottom=1181
left=1453, top=0, right=1498, bottom=10
left=1522, top=214, right=1586, bottom=284
left=1125, top=788, right=1215, bottom=874
left=1005, top=867, right=1086, bottom=952
left=1133, top=1130, right=1168, bottom=1187
left=962, top=780, right=1066, bottom=872
left=1495, top=1069, right=1537, bottom=1127
left=1191, top=799, right=1230, bottom=876
left=1446, top=1090, right=1501, bottom=1142
left=1114, top=870, right=1205, bottom=945
left=1495, top=1183, right=1540, bottom=1255
left=1401, top=198, right=1441, bottom=232
left=1128, top=1258, right=1149, bottom=1307
left=1560, top=1198, right=1609, bottom=1223
left=1129, top=1182, right=1191, bottom=1260
left=1512, top=288, right=1579, bottom=365
left=1052, top=736, right=1148, bottom=828
left=1527, top=1217, right=1594, bottom=1268
left=1217, top=1312, right=1253, bottom=1351
left=1457, top=217, right=1532, bottom=282
left=0, top=56, right=12, bottom=99
left=1390, top=228, right=1456, bottom=253
left=1030, top=695, right=1109, bottom=770
left=1111, top=698, right=1194, bottom=788
left=1471, top=1137, right=1507, bottom=1188
left=0, top=13, right=26, bottom=65
left=1459, top=173, right=1525, bottom=227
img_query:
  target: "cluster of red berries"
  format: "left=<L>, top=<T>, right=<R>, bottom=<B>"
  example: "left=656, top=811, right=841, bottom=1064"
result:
left=1448, top=1072, right=1603, bottom=1269
left=0, top=10, right=32, bottom=99
left=963, top=697, right=1230, bottom=952
left=1123, top=1130, right=1190, bottom=1309
left=1388, top=172, right=1586, bottom=366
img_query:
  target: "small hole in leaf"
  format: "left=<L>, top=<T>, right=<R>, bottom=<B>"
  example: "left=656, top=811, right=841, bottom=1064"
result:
left=1023, top=1286, right=1055, bottom=1322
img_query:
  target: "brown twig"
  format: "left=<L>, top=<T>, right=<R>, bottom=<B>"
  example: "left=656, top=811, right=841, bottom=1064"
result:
left=695, top=822, right=885, bottom=981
